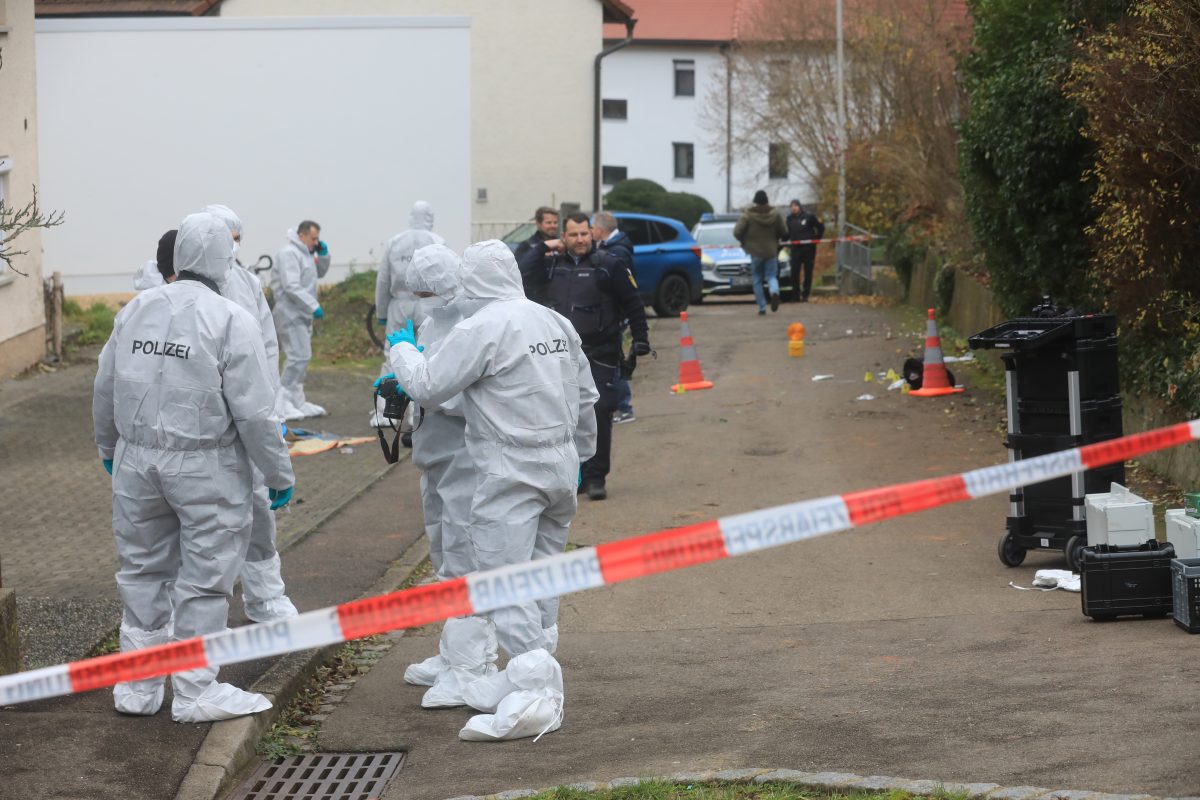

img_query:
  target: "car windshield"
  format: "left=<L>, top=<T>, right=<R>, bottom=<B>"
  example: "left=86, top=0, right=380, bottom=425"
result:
left=694, top=223, right=737, bottom=247
left=500, top=222, right=536, bottom=245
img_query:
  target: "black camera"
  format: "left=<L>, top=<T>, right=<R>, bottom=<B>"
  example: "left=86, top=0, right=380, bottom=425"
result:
left=1030, top=295, right=1075, bottom=318
left=374, top=377, right=410, bottom=422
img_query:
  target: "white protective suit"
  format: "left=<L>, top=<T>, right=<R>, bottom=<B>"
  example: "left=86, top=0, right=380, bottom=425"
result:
left=271, top=228, right=325, bottom=420
left=133, top=260, right=165, bottom=291
left=399, top=244, right=492, bottom=695
left=371, top=202, right=443, bottom=428
left=387, top=240, right=599, bottom=658
left=93, top=211, right=294, bottom=722
left=204, top=204, right=296, bottom=623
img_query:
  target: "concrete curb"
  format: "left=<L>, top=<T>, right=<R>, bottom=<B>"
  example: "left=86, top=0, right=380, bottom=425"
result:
left=172, top=462, right=430, bottom=800
left=442, top=769, right=1199, bottom=800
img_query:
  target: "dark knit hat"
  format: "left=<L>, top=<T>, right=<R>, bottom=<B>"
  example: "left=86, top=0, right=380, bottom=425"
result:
left=753, top=189, right=769, bottom=205
left=156, top=229, right=178, bottom=281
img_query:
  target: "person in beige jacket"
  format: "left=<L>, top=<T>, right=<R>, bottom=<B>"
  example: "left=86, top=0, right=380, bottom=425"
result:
left=733, top=189, right=788, bottom=314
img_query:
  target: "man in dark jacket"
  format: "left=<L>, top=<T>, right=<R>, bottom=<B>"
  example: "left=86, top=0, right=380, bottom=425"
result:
left=542, top=212, right=650, bottom=500
left=592, top=211, right=637, bottom=424
left=733, top=190, right=788, bottom=314
left=785, top=200, right=825, bottom=302
left=514, top=206, right=559, bottom=303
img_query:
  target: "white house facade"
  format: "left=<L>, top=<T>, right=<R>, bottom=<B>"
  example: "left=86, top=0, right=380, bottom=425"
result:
left=0, top=0, right=47, bottom=377
left=600, top=1, right=814, bottom=216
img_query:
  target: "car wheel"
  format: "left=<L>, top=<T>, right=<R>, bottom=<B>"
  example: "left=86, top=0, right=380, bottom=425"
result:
left=653, top=273, right=691, bottom=317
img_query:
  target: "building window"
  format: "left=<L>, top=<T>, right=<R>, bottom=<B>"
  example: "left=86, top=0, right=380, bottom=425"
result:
left=602, top=165, right=628, bottom=185
left=602, top=99, right=627, bottom=120
left=673, top=142, right=694, bottom=179
left=674, top=60, right=695, bottom=97
left=768, top=143, right=789, bottom=179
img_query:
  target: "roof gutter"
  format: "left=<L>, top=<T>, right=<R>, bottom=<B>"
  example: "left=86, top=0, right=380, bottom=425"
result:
left=594, top=16, right=637, bottom=211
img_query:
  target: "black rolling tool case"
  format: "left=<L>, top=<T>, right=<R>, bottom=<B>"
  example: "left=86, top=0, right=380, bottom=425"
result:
left=1079, top=540, right=1175, bottom=620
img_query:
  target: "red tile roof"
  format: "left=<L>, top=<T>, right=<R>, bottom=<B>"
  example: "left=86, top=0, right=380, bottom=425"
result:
left=604, top=0, right=741, bottom=43
left=605, top=0, right=970, bottom=45
left=36, top=0, right=222, bottom=15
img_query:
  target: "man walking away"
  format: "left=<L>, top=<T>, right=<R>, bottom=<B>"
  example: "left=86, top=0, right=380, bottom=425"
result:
left=786, top=199, right=824, bottom=302
left=734, top=190, right=788, bottom=314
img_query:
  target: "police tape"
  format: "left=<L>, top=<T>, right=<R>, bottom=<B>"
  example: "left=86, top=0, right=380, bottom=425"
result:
left=3, top=420, right=1198, bottom=706
left=779, top=234, right=873, bottom=246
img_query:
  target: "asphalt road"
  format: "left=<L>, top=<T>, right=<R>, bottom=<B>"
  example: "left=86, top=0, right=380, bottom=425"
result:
left=292, top=297, right=1200, bottom=800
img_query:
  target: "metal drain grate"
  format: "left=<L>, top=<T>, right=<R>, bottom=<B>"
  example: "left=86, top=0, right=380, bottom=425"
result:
left=229, top=752, right=405, bottom=800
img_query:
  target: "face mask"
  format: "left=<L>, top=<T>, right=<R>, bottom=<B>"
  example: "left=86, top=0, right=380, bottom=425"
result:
left=231, top=241, right=241, bottom=259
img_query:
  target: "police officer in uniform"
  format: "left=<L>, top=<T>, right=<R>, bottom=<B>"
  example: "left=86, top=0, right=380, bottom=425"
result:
left=540, top=212, right=650, bottom=500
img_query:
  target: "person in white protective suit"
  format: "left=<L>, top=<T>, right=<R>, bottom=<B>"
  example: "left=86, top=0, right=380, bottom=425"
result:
left=370, top=201, right=444, bottom=428
left=93, top=212, right=295, bottom=723
left=271, top=220, right=330, bottom=421
left=387, top=243, right=497, bottom=706
left=131, top=230, right=178, bottom=291
left=385, top=240, right=599, bottom=660
left=202, top=204, right=298, bottom=622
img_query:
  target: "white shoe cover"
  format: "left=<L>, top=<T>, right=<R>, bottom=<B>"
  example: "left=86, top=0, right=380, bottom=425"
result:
left=113, top=623, right=169, bottom=715
left=462, top=647, right=562, bottom=713
left=280, top=397, right=306, bottom=422
left=422, top=617, right=498, bottom=708
left=300, top=401, right=327, bottom=418
left=241, top=554, right=299, bottom=623
left=543, top=624, right=559, bottom=655
left=404, top=654, right=447, bottom=686
left=459, top=689, right=564, bottom=742
left=462, top=669, right=518, bottom=713
left=171, top=665, right=272, bottom=723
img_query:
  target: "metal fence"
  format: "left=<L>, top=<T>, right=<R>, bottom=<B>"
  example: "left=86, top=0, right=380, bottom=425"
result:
left=471, top=220, right=528, bottom=243
left=836, top=222, right=875, bottom=286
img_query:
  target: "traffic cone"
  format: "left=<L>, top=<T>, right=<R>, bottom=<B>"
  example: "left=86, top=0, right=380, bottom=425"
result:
left=671, top=311, right=713, bottom=393
left=908, top=308, right=964, bottom=397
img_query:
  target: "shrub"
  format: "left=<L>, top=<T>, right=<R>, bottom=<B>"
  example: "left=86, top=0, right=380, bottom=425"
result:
left=958, top=0, right=1128, bottom=317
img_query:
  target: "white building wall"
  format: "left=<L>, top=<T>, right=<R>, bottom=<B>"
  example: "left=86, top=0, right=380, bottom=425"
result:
left=0, top=0, right=47, bottom=376
left=35, top=16, right=470, bottom=294
left=222, top=0, right=604, bottom=239
left=601, top=43, right=815, bottom=217
left=600, top=45, right=726, bottom=210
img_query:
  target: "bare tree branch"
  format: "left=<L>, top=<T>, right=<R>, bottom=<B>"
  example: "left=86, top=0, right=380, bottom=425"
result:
left=1, top=186, right=65, bottom=278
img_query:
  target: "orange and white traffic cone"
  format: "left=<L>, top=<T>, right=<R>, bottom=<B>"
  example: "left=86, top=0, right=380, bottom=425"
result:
left=671, top=311, right=713, bottom=393
left=908, top=308, right=964, bottom=397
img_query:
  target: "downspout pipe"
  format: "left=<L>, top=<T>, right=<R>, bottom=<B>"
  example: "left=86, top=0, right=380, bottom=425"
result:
left=594, top=18, right=637, bottom=211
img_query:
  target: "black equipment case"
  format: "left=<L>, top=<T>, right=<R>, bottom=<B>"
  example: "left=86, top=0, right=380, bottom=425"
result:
left=1079, top=541, right=1175, bottom=620
left=969, top=309, right=1122, bottom=570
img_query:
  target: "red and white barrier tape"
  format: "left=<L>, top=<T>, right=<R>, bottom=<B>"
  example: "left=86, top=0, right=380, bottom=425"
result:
left=779, top=234, right=873, bottom=246
left=3, top=421, right=1197, bottom=706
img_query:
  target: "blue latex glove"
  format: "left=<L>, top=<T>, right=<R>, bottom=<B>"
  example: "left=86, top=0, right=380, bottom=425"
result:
left=386, top=319, right=422, bottom=350
left=280, top=422, right=288, bottom=437
left=269, top=486, right=293, bottom=510
left=373, top=372, right=396, bottom=389
left=102, top=458, right=113, bottom=475
left=313, top=306, right=325, bottom=320
left=578, top=466, right=583, bottom=488
left=316, top=240, right=329, bottom=257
